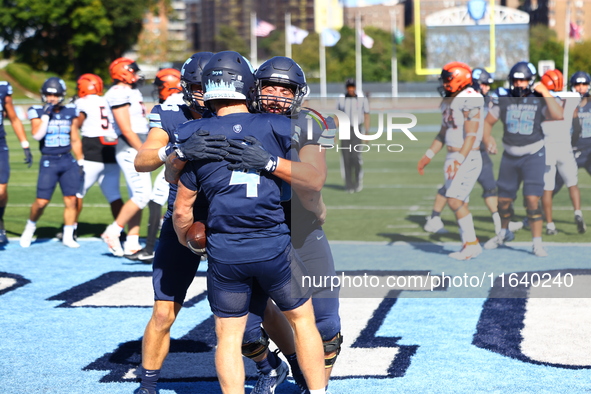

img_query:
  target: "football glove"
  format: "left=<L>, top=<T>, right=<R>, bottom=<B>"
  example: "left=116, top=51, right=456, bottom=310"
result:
left=23, top=148, right=33, bottom=168
left=43, top=104, right=55, bottom=117
left=225, top=136, right=278, bottom=172
left=175, top=130, right=228, bottom=161
left=417, top=156, right=431, bottom=175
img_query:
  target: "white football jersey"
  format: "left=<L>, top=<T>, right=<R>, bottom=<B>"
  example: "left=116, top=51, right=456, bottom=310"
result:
left=542, top=91, right=581, bottom=143
left=441, top=87, right=485, bottom=150
left=104, top=84, right=149, bottom=136
left=75, top=95, right=117, bottom=139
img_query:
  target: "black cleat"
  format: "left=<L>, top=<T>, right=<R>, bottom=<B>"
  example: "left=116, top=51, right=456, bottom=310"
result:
left=575, top=215, right=587, bottom=234
left=124, top=248, right=155, bottom=263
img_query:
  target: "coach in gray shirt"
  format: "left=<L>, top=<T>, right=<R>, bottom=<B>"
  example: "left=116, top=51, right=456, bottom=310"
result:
left=336, top=78, right=370, bottom=193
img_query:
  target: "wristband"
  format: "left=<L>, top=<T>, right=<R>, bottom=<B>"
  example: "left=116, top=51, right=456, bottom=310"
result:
left=425, top=149, right=435, bottom=159
left=174, top=145, right=187, bottom=161
left=158, top=146, right=168, bottom=162
left=456, top=154, right=466, bottom=164
left=264, top=156, right=278, bottom=173
left=21, top=141, right=30, bottom=149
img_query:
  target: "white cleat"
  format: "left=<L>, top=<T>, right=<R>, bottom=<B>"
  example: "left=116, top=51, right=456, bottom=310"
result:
left=508, top=221, right=524, bottom=232
left=424, top=216, right=449, bottom=234
left=532, top=244, right=548, bottom=257
left=63, top=239, right=80, bottom=248
left=484, top=230, right=515, bottom=250
left=19, top=226, right=36, bottom=248
left=449, top=241, right=483, bottom=260
left=101, top=225, right=124, bottom=257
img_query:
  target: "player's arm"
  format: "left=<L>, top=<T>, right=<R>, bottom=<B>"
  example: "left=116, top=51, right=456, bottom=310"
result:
left=135, top=127, right=170, bottom=172
left=459, top=107, right=480, bottom=159
left=274, top=145, right=326, bottom=192
left=70, top=116, right=83, bottom=161
left=164, top=152, right=186, bottom=184
left=572, top=110, right=582, bottom=147
left=534, top=83, right=564, bottom=120
left=5, top=96, right=32, bottom=166
left=417, top=124, right=445, bottom=175
left=483, top=110, right=499, bottom=154
left=173, top=179, right=197, bottom=247
left=111, top=104, right=143, bottom=151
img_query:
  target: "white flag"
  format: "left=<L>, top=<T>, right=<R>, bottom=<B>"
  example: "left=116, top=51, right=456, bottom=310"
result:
left=321, top=28, right=341, bottom=47
left=288, top=25, right=309, bottom=45
left=360, top=29, right=374, bottom=49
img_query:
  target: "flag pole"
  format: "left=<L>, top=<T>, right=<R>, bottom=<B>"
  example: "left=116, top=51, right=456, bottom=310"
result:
left=320, top=32, right=327, bottom=104
left=562, top=0, right=571, bottom=90
left=390, top=9, right=398, bottom=98
left=285, top=12, right=292, bottom=58
left=355, top=12, right=363, bottom=94
left=250, top=12, right=258, bottom=68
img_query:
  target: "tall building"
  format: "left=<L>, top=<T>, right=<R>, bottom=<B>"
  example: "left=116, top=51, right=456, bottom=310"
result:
left=343, top=2, right=405, bottom=33
left=549, top=0, right=591, bottom=41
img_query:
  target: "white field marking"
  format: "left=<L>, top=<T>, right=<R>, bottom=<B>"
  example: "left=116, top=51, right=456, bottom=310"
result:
left=0, top=278, right=17, bottom=292
left=386, top=224, right=420, bottom=229
left=409, top=205, right=419, bottom=211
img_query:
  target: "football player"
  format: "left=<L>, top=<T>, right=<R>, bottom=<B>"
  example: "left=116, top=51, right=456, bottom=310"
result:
left=423, top=68, right=523, bottom=236
left=101, top=58, right=151, bottom=257
left=418, top=62, right=485, bottom=260
left=554, top=70, right=591, bottom=234
left=482, top=62, right=564, bottom=256
left=126, top=67, right=185, bottom=263
left=172, top=51, right=326, bottom=394
left=234, top=56, right=340, bottom=393
left=20, top=77, right=83, bottom=248
left=0, top=80, right=32, bottom=245
left=74, top=74, right=123, bottom=233
left=539, top=69, right=585, bottom=235
left=132, top=52, right=227, bottom=394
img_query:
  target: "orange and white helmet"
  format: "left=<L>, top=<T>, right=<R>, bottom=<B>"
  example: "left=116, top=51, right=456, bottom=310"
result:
left=439, top=62, right=472, bottom=97
left=154, top=68, right=182, bottom=103
left=109, top=57, right=142, bottom=85
left=541, top=69, right=564, bottom=92
left=77, top=73, right=104, bottom=98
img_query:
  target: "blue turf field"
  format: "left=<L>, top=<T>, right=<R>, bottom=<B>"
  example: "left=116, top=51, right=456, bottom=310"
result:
left=1, top=238, right=591, bottom=393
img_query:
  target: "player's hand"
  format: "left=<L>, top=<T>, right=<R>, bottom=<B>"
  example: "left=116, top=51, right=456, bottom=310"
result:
left=225, top=136, right=278, bottom=172
left=43, top=104, right=55, bottom=116
left=417, top=156, right=431, bottom=175
left=176, top=131, right=228, bottom=161
left=447, top=160, right=462, bottom=180
left=23, top=148, right=33, bottom=168
left=533, top=82, right=550, bottom=96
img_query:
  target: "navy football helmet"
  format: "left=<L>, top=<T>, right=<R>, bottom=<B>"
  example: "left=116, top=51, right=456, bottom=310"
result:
left=201, top=51, right=256, bottom=112
left=569, top=71, right=591, bottom=97
left=472, top=68, right=494, bottom=85
left=181, top=52, right=214, bottom=113
left=41, top=77, right=67, bottom=104
left=254, top=56, right=308, bottom=116
left=508, top=61, right=537, bottom=97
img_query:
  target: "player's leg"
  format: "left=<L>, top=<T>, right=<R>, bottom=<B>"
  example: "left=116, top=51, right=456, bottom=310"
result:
left=98, top=162, right=123, bottom=219
left=424, top=188, right=448, bottom=234
left=0, top=145, right=9, bottom=243
left=215, top=314, right=249, bottom=394
left=137, top=218, right=200, bottom=393
left=557, top=150, right=586, bottom=233
left=522, top=149, right=547, bottom=256
left=351, top=133, right=363, bottom=192
left=542, top=163, right=557, bottom=235
left=478, top=149, right=503, bottom=234
left=59, top=156, right=84, bottom=247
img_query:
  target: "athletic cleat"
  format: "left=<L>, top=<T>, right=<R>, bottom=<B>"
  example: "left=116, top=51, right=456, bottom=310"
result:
left=449, top=240, right=482, bottom=260
left=532, top=244, right=548, bottom=257
left=0, top=229, right=8, bottom=245
left=575, top=215, right=586, bottom=234
left=123, top=240, right=142, bottom=256
left=508, top=221, right=524, bottom=232
left=251, top=359, right=289, bottom=394
left=483, top=230, right=515, bottom=250
left=62, top=239, right=80, bottom=248
left=133, top=388, right=156, bottom=394
left=125, top=248, right=155, bottom=263
left=546, top=227, right=558, bottom=235
left=19, top=225, right=36, bottom=248
left=291, top=369, right=308, bottom=394
left=424, top=216, right=448, bottom=234
left=101, top=225, right=124, bottom=256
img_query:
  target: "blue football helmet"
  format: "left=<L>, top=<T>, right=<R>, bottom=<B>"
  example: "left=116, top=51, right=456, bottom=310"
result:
left=508, top=61, right=537, bottom=97
left=201, top=51, right=256, bottom=112
left=569, top=71, right=591, bottom=96
left=472, top=68, right=494, bottom=85
left=41, top=77, right=67, bottom=104
left=254, top=56, right=308, bottom=116
left=181, top=52, right=214, bottom=113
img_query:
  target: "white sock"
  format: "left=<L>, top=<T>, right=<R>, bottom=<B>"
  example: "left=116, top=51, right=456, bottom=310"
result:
left=499, top=228, right=507, bottom=238
left=458, top=214, right=476, bottom=243
left=63, top=225, right=75, bottom=241
left=491, top=212, right=501, bottom=234
left=309, top=390, right=326, bottom=394
left=547, top=222, right=556, bottom=230
left=126, top=234, right=139, bottom=246
left=25, top=219, right=37, bottom=230
left=533, top=237, right=543, bottom=247
left=575, top=210, right=583, bottom=217
left=110, top=221, right=123, bottom=233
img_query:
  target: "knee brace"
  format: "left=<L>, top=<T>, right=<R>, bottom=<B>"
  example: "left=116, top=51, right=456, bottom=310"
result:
left=498, top=204, right=514, bottom=220
left=526, top=206, right=543, bottom=222
left=482, top=188, right=498, bottom=199
left=241, top=330, right=269, bottom=359
left=323, top=332, right=343, bottom=368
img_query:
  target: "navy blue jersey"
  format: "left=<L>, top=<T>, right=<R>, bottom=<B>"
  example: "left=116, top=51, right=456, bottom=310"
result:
left=576, top=99, right=591, bottom=149
left=491, top=87, right=546, bottom=147
left=179, top=112, right=291, bottom=264
left=0, top=82, right=13, bottom=141
left=27, top=104, right=80, bottom=155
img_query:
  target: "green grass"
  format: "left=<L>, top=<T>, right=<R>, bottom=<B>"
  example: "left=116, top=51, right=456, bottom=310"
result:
left=4, top=63, right=77, bottom=100
left=3, top=115, right=591, bottom=243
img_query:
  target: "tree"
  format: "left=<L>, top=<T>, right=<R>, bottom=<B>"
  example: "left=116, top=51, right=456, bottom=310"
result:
left=0, top=0, right=159, bottom=78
